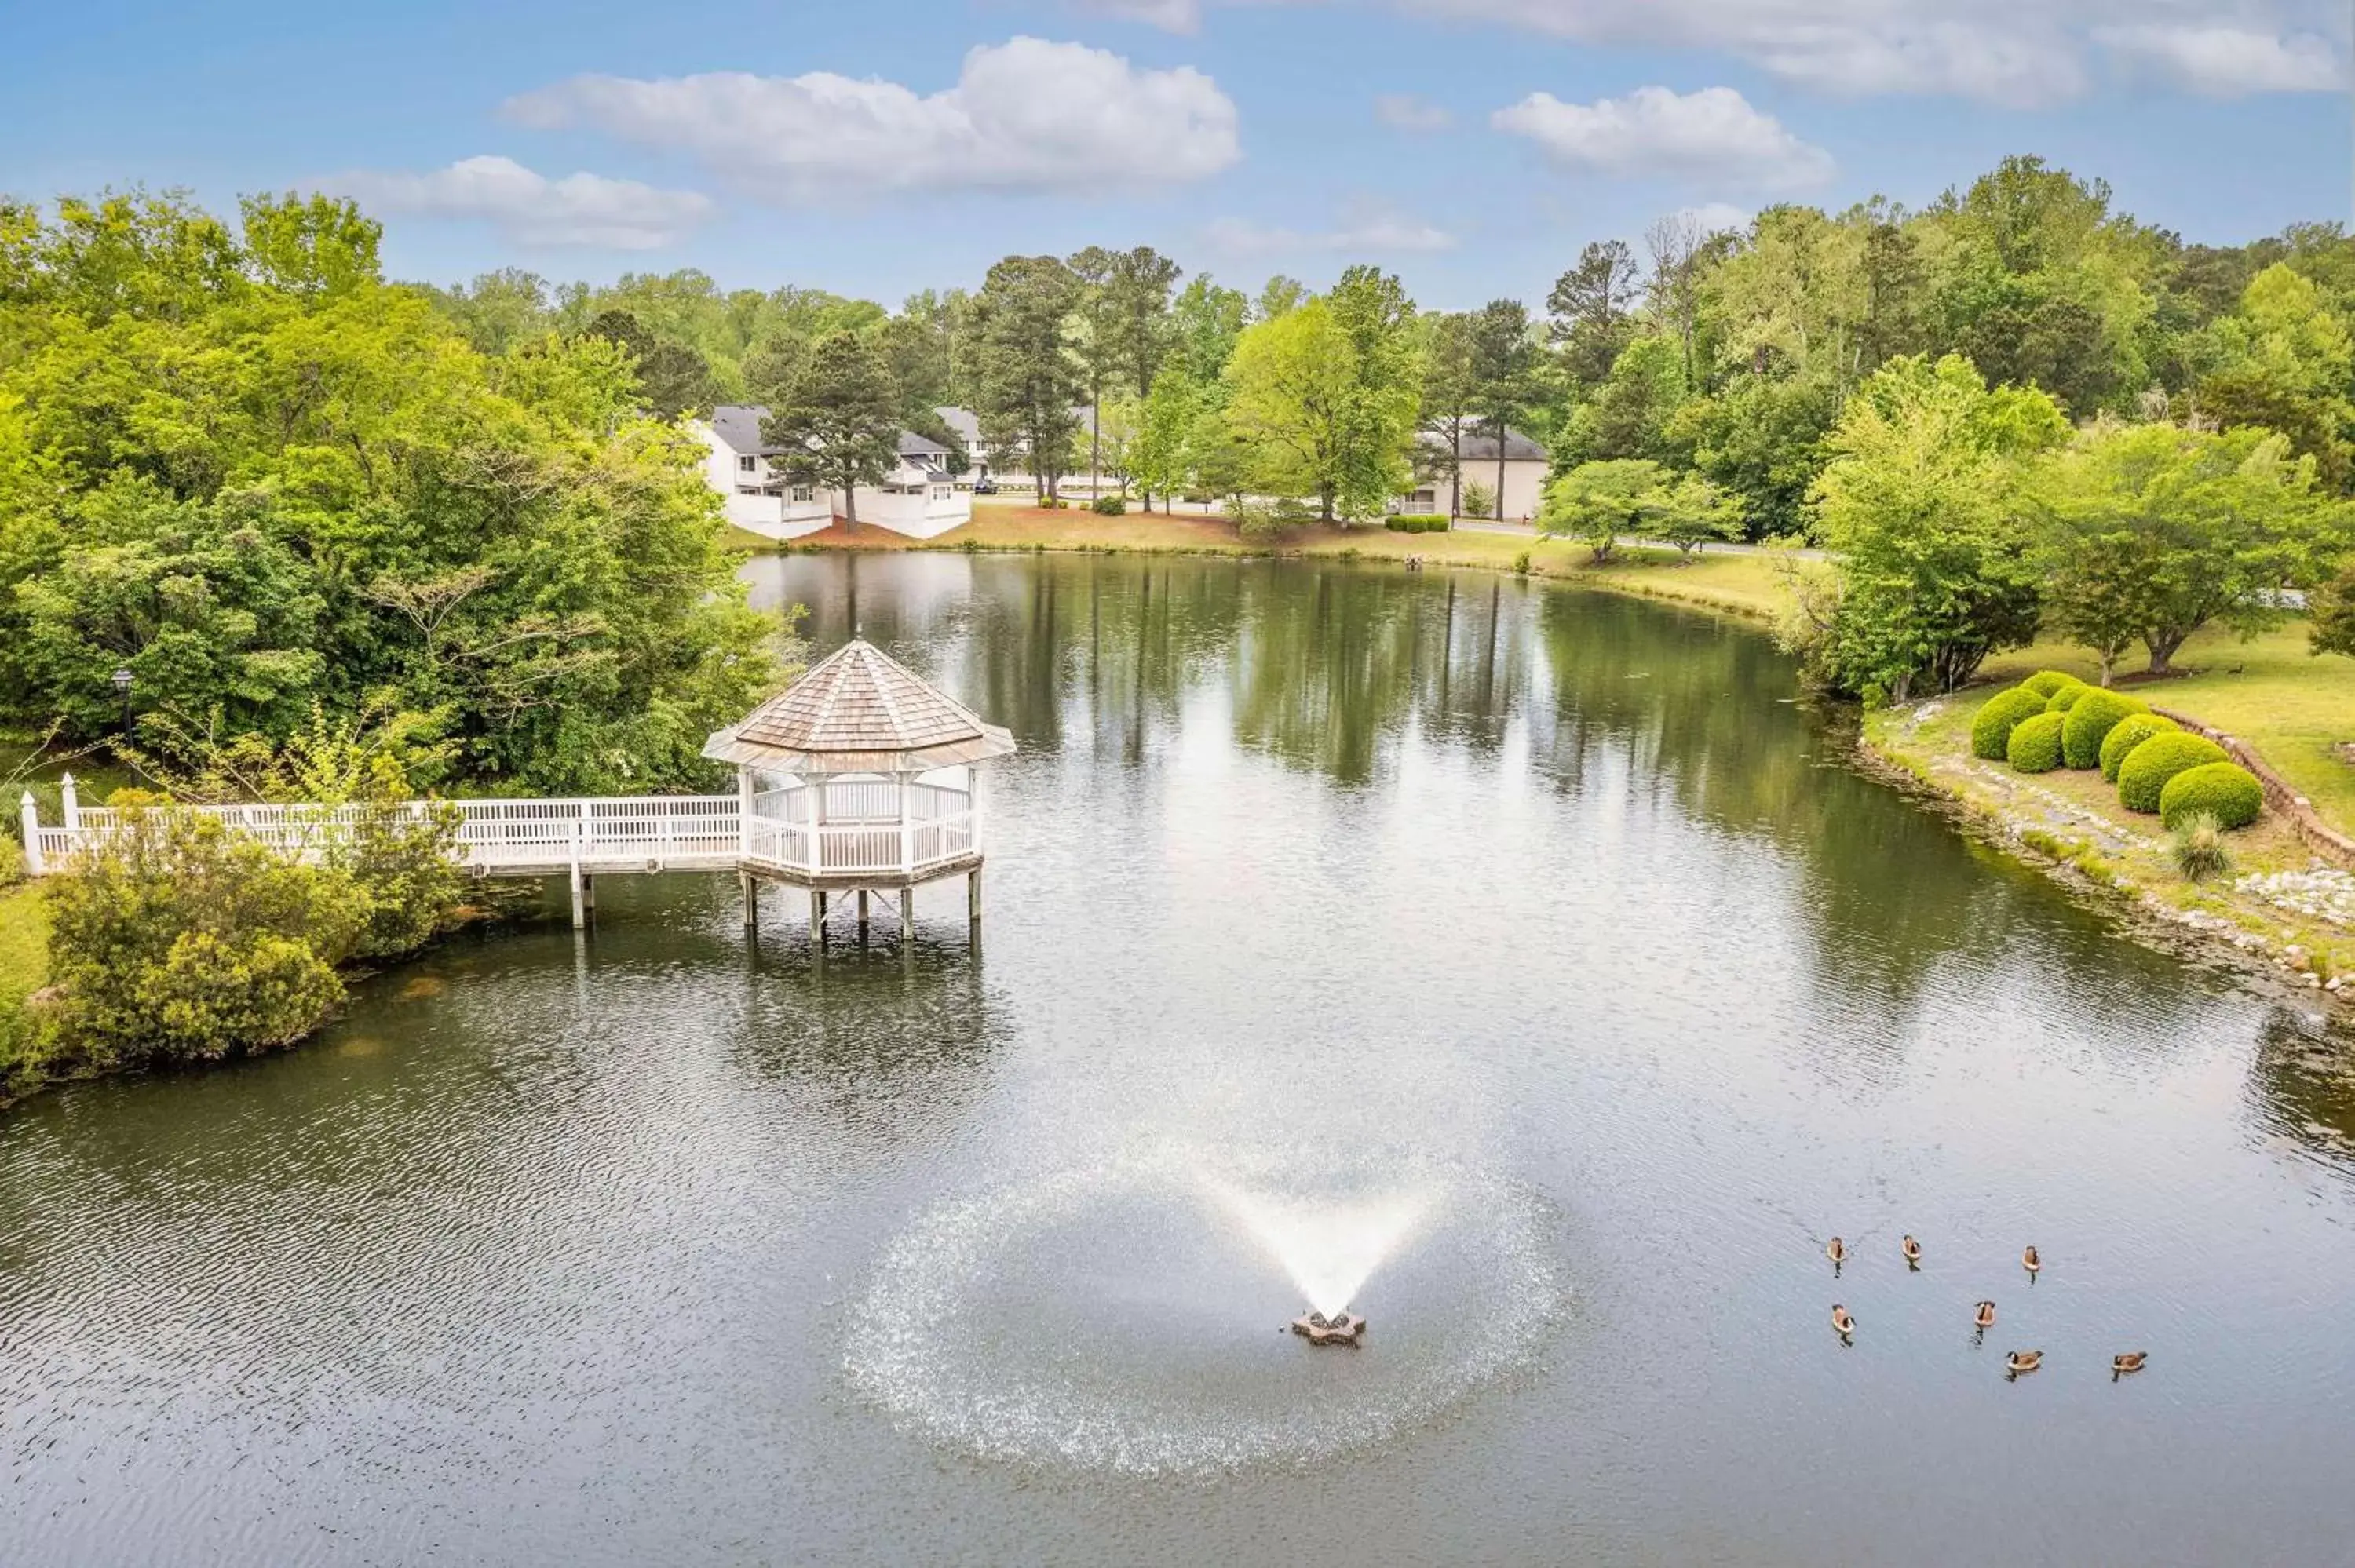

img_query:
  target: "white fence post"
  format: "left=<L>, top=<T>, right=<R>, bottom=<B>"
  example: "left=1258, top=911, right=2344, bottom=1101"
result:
left=60, top=772, right=79, bottom=832
left=900, top=773, right=914, bottom=873
left=19, top=790, right=42, bottom=877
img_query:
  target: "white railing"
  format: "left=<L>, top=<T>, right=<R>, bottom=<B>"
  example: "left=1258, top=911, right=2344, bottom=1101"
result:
left=20, top=786, right=977, bottom=881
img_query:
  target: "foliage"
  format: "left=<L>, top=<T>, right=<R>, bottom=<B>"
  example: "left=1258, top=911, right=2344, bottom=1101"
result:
left=2099, top=712, right=2181, bottom=782
left=45, top=797, right=368, bottom=1067
left=969, top=255, right=1083, bottom=501
left=1539, top=459, right=1671, bottom=562
left=2116, top=730, right=2230, bottom=812
left=1653, top=474, right=1743, bottom=555
left=1225, top=273, right=1423, bottom=522
left=2159, top=762, right=2265, bottom=831
left=1090, top=494, right=1127, bottom=516
left=761, top=330, right=904, bottom=529
left=2005, top=710, right=2066, bottom=772
left=2021, top=669, right=2083, bottom=697
left=2060, top=687, right=2146, bottom=768
left=2030, top=421, right=2338, bottom=676
left=1385, top=514, right=1450, bottom=534
left=1461, top=480, right=1496, bottom=518
left=1809, top=354, right=2068, bottom=702
left=1555, top=335, right=1687, bottom=468
left=1670, top=373, right=1839, bottom=541
left=1970, top=687, right=2050, bottom=760
left=2044, top=683, right=2091, bottom=713
left=2167, top=813, right=2235, bottom=881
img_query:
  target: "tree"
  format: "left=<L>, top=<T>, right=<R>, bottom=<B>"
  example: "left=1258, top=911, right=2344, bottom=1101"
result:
left=1069, top=245, right=1121, bottom=490
left=1109, top=246, right=1183, bottom=395
left=2032, top=421, right=2336, bottom=678
left=1646, top=211, right=1729, bottom=387
left=1128, top=368, right=1199, bottom=511
left=969, top=255, right=1083, bottom=501
left=1670, top=374, right=1840, bottom=540
left=1556, top=335, right=1688, bottom=469
left=1655, top=474, right=1744, bottom=556
left=1421, top=312, right=1478, bottom=517
left=239, top=193, right=381, bottom=298
left=1169, top=275, right=1250, bottom=382
left=760, top=331, right=904, bottom=531
left=1225, top=298, right=1357, bottom=515
left=1467, top=299, right=1536, bottom=519
left=1810, top=354, right=2068, bottom=702
left=1327, top=265, right=1425, bottom=521
left=1546, top=239, right=1641, bottom=387
left=1538, top=459, right=1669, bottom=562
left=1257, top=275, right=1307, bottom=320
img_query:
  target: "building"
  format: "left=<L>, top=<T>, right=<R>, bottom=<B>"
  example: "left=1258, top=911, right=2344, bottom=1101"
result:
left=695, top=405, right=971, bottom=541
left=1399, top=426, right=1551, bottom=522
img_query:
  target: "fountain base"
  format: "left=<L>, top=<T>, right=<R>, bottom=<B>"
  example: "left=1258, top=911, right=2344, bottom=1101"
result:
left=1291, top=1311, right=1367, bottom=1347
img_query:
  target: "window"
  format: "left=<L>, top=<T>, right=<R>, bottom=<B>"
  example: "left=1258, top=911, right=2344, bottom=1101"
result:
left=933, top=486, right=951, bottom=501
left=736, top=454, right=757, bottom=474
left=790, top=486, right=816, bottom=503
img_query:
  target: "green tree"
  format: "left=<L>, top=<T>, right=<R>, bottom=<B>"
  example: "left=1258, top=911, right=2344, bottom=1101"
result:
left=1109, top=246, right=1183, bottom=395
left=1225, top=297, right=1356, bottom=515
left=1327, top=265, right=1425, bottom=520
left=1538, top=458, right=1669, bottom=562
left=760, top=330, right=904, bottom=531
left=1670, top=374, right=1840, bottom=540
left=1557, top=335, right=1688, bottom=468
left=1546, top=239, right=1641, bottom=388
left=1421, top=312, right=1478, bottom=516
left=2032, top=421, right=2336, bottom=677
left=969, top=255, right=1083, bottom=501
left=239, top=193, right=382, bottom=298
left=1811, top=353, right=2068, bottom=701
left=1467, top=298, right=1537, bottom=519
left=1655, top=473, right=1744, bottom=556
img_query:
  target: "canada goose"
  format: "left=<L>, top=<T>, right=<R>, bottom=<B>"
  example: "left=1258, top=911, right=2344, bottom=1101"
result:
left=2005, top=1349, right=2043, bottom=1377
left=2021, top=1245, right=2041, bottom=1278
left=1831, top=1304, right=1856, bottom=1337
left=2112, top=1351, right=2149, bottom=1377
left=1973, top=1300, right=1997, bottom=1330
left=1826, top=1236, right=1847, bottom=1268
left=1901, top=1234, right=1922, bottom=1267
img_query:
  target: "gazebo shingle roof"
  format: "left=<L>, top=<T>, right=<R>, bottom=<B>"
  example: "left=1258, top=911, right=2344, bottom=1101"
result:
left=703, top=638, right=1016, bottom=773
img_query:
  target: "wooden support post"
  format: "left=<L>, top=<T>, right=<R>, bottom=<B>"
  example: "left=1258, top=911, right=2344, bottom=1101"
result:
left=568, top=861, right=585, bottom=929
left=582, top=873, right=596, bottom=914
left=967, top=866, right=981, bottom=935
left=811, top=889, right=827, bottom=950
left=740, top=870, right=758, bottom=930
left=900, top=884, right=915, bottom=947
left=857, top=888, right=870, bottom=944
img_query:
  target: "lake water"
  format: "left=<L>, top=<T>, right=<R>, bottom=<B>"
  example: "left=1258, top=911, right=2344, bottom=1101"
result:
left=5, top=553, right=2353, bottom=1566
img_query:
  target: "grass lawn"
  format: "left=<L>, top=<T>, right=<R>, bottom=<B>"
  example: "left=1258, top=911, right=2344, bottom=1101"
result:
left=1974, top=625, right=2355, bottom=834
left=0, top=877, right=53, bottom=1092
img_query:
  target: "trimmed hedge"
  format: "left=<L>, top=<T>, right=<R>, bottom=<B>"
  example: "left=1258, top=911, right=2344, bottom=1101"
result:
left=2159, top=761, right=2265, bottom=831
left=1090, top=495, right=1128, bottom=516
left=2006, top=711, right=2067, bottom=773
left=2117, top=731, right=2230, bottom=813
left=2044, top=683, right=2092, bottom=713
left=2099, top=713, right=2179, bottom=782
left=1970, top=687, right=2052, bottom=760
left=2021, top=670, right=2082, bottom=698
left=1385, top=514, right=1451, bottom=533
left=2060, top=688, right=2146, bottom=769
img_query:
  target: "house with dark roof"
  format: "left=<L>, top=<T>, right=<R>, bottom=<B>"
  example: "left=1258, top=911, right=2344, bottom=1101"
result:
left=694, top=405, right=971, bottom=540
left=1400, top=425, right=1551, bottom=522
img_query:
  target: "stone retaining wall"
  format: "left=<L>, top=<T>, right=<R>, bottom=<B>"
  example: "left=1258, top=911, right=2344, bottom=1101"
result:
left=2152, top=707, right=2355, bottom=870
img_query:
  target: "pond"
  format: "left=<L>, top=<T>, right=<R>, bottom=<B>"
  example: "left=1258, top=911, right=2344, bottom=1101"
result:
left=5, top=553, right=2353, bottom=1566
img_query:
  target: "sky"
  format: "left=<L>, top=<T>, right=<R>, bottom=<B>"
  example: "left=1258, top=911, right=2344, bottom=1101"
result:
left=4, top=0, right=2353, bottom=311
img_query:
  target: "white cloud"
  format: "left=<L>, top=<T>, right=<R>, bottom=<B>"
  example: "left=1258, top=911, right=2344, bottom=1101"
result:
left=1674, top=202, right=1754, bottom=236
left=1492, top=86, right=1834, bottom=191
left=1073, top=0, right=1203, bottom=31
left=2094, top=24, right=2342, bottom=94
left=1207, top=204, right=1459, bottom=255
left=503, top=38, right=1240, bottom=203
left=327, top=156, right=713, bottom=249
left=1343, top=0, right=2346, bottom=106
left=1375, top=92, right=1453, bottom=131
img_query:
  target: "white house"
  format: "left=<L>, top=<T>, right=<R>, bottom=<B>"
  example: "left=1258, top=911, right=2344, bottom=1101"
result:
left=1399, top=426, right=1550, bottom=522
left=696, top=405, right=972, bottom=541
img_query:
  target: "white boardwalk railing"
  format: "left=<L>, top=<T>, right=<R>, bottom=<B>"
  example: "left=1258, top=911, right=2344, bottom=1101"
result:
left=20, top=782, right=977, bottom=883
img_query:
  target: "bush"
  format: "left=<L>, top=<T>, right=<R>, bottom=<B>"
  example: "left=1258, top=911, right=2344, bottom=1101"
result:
left=2159, top=761, right=2265, bottom=831
left=2099, top=713, right=2179, bottom=782
left=0, top=833, right=22, bottom=888
left=1090, top=495, right=1126, bottom=516
left=2021, top=670, right=2082, bottom=698
left=46, top=800, right=370, bottom=1067
left=2044, top=683, right=2091, bottom=713
left=2168, top=813, right=2235, bottom=882
left=1385, top=514, right=1451, bottom=534
left=2117, top=731, right=2231, bottom=813
left=1970, top=687, right=2051, bottom=760
left=2006, top=711, right=2067, bottom=772
left=1513, top=551, right=1532, bottom=574
left=2060, top=688, right=2147, bottom=770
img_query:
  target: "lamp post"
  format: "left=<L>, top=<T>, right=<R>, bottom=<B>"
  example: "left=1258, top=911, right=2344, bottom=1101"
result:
left=111, top=666, right=133, bottom=737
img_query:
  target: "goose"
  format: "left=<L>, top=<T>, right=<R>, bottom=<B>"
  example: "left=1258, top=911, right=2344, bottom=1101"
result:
left=1825, top=1236, right=1847, bottom=1268
left=2005, top=1349, right=2043, bottom=1376
left=1973, top=1300, right=1996, bottom=1330
left=1831, top=1304, right=1856, bottom=1337
left=2112, top=1351, right=2149, bottom=1377
left=2021, top=1245, right=2042, bottom=1278
left=1900, top=1234, right=1922, bottom=1267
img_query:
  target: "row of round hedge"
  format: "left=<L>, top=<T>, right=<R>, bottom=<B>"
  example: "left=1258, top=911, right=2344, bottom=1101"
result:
left=1970, top=671, right=2265, bottom=831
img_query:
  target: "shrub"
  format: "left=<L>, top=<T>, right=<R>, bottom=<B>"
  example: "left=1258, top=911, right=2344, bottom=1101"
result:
left=2043, top=683, right=2091, bottom=713
left=2099, top=713, right=2179, bottom=782
left=2159, top=761, right=2265, bottom=831
left=0, top=834, right=22, bottom=888
left=2168, top=813, right=2234, bottom=882
left=1090, top=495, right=1126, bottom=516
left=1462, top=480, right=1496, bottom=519
left=2060, top=688, right=2147, bottom=769
left=1970, top=687, right=2051, bottom=760
left=2117, top=731, right=2231, bottom=813
left=2006, top=711, right=2067, bottom=772
left=1385, top=514, right=1451, bottom=534
left=1513, top=551, right=1532, bottom=575
left=2021, top=670, right=2082, bottom=698
left=46, top=800, right=370, bottom=1067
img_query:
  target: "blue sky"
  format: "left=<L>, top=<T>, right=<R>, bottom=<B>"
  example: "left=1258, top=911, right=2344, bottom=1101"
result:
left=4, top=0, right=2350, bottom=310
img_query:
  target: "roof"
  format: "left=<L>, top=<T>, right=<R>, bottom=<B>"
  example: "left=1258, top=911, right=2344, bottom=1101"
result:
left=932, top=406, right=982, bottom=444
left=897, top=429, right=950, bottom=458
left=703, top=638, right=1017, bottom=773
left=1425, top=425, right=1548, bottom=463
left=707, top=405, right=944, bottom=462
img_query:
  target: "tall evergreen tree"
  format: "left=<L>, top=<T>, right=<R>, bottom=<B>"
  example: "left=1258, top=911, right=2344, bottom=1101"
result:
left=760, top=330, right=903, bottom=531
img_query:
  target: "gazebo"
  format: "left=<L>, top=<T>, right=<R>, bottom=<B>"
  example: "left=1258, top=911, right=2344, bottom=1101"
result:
left=703, top=636, right=1016, bottom=945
